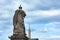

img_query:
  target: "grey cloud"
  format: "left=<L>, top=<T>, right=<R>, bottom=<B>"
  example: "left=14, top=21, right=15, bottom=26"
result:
left=25, top=15, right=60, bottom=24
left=23, top=0, right=60, bottom=11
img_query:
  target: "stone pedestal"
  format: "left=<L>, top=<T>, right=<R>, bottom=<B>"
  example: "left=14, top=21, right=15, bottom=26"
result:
left=9, top=33, right=28, bottom=40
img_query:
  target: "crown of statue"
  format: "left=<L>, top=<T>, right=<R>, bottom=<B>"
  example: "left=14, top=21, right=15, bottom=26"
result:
left=19, top=5, right=22, bottom=9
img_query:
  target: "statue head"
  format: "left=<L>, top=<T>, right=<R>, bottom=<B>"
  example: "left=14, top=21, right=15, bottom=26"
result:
left=19, top=5, right=22, bottom=9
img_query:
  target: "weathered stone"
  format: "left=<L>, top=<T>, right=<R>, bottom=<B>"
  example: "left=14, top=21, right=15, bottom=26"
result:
left=9, top=5, right=28, bottom=40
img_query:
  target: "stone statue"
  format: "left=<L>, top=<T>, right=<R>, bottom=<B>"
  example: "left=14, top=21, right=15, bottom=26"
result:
left=9, top=5, right=28, bottom=40
left=13, top=5, right=26, bottom=34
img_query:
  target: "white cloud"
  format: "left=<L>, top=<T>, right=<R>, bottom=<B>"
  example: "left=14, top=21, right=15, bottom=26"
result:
left=0, top=30, right=3, bottom=32
left=0, top=0, right=6, bottom=4
left=40, top=38, right=47, bottom=40
left=34, top=27, right=48, bottom=33
left=40, top=36, right=60, bottom=40
left=49, top=36, right=60, bottom=38
left=41, top=10, right=60, bottom=17
left=0, top=13, right=10, bottom=18
left=25, top=9, right=60, bottom=24
left=26, top=9, right=60, bottom=17
left=49, top=28, right=60, bottom=32
left=0, top=10, right=10, bottom=18
left=51, top=22, right=60, bottom=25
left=43, top=23, right=60, bottom=32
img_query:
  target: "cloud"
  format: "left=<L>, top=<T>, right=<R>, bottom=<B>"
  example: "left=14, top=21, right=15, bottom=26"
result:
left=48, top=27, right=60, bottom=33
left=40, top=38, right=47, bottom=40
left=1, top=0, right=60, bottom=25
left=25, top=9, right=60, bottom=24
left=41, top=23, right=60, bottom=33
left=0, top=11, right=10, bottom=19
left=48, top=36, right=60, bottom=38
left=0, top=30, right=3, bottom=33
left=40, top=36, right=60, bottom=40
left=0, top=0, right=7, bottom=4
left=26, top=28, right=36, bottom=32
left=22, top=0, right=60, bottom=11
left=30, top=22, right=60, bottom=34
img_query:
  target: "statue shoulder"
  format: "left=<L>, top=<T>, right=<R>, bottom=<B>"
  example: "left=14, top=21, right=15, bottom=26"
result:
left=21, top=10, right=25, bottom=13
left=15, top=9, right=20, bottom=15
left=15, top=9, right=19, bottom=12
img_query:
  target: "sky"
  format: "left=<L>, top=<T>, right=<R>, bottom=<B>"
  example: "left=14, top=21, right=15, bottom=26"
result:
left=0, top=0, right=60, bottom=40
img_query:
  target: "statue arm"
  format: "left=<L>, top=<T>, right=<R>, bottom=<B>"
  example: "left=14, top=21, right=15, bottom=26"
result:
left=13, top=10, right=18, bottom=26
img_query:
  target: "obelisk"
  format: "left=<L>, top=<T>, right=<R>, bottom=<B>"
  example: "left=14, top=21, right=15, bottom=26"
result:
left=9, top=5, right=28, bottom=40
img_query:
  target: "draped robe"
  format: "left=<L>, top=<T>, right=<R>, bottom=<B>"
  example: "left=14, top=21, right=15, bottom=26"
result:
left=13, top=9, right=26, bottom=34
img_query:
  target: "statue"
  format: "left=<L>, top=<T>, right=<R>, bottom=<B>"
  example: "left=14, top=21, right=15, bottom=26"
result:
left=9, top=5, right=28, bottom=40
left=13, top=5, right=26, bottom=34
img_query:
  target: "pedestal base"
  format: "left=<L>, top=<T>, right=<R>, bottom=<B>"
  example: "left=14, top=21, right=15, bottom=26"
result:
left=9, top=34, right=28, bottom=40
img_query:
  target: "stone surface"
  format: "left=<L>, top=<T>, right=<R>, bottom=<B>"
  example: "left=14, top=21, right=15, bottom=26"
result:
left=9, top=5, right=28, bottom=40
